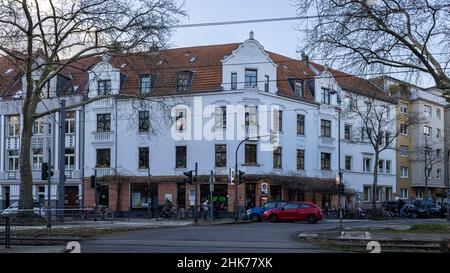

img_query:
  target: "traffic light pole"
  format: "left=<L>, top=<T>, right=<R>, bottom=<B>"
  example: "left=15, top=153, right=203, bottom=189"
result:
left=58, top=100, right=66, bottom=222
left=47, top=153, right=52, bottom=229
left=234, top=137, right=249, bottom=221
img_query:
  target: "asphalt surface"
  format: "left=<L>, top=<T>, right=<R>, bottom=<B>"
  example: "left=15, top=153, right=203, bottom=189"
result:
left=80, top=220, right=359, bottom=253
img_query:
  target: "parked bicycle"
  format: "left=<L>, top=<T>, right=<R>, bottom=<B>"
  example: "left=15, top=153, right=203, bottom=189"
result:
left=84, top=205, right=114, bottom=221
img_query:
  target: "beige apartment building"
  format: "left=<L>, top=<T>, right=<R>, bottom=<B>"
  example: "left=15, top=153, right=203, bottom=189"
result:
left=372, top=77, right=447, bottom=201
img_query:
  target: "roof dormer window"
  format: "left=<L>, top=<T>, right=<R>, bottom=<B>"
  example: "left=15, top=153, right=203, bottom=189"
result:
left=98, top=80, right=111, bottom=95
left=177, top=71, right=193, bottom=92
left=189, top=56, right=198, bottom=63
left=139, top=74, right=152, bottom=94
left=294, top=80, right=304, bottom=97
left=244, top=69, right=257, bottom=87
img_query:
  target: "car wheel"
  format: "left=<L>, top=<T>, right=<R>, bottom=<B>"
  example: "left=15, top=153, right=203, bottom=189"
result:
left=307, top=214, right=318, bottom=224
left=269, top=214, right=278, bottom=223
left=250, top=214, right=260, bottom=222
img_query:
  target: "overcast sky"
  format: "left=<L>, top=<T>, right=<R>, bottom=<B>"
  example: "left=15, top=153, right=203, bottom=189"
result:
left=170, top=0, right=435, bottom=88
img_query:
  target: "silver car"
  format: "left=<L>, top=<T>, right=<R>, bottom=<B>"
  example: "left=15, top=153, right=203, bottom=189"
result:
left=1, top=201, right=46, bottom=217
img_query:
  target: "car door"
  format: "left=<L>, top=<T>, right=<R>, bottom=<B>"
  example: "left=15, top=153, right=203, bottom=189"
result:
left=296, top=203, right=311, bottom=220
left=279, top=203, right=298, bottom=220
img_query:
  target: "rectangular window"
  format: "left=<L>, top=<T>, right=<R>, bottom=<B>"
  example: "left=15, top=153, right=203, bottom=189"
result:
left=345, top=156, right=352, bottom=171
left=231, top=73, right=237, bottom=90
left=33, top=118, right=44, bottom=135
left=97, top=114, right=111, bottom=132
left=321, top=153, right=331, bottom=171
left=264, top=75, right=270, bottom=92
left=425, top=168, right=431, bottom=178
left=385, top=188, right=392, bottom=202
left=215, top=144, right=227, bottom=167
left=346, top=96, right=356, bottom=111
left=400, top=103, right=408, bottom=114
left=321, top=120, right=331, bottom=137
left=138, top=111, right=150, bottom=132
left=32, top=148, right=43, bottom=170
left=274, top=110, right=283, bottom=132
left=175, top=109, right=187, bottom=132
left=245, top=105, right=257, bottom=127
left=400, top=145, right=409, bottom=157
left=138, top=147, right=149, bottom=169
left=96, top=149, right=111, bottom=168
left=424, top=126, right=431, bottom=136
left=382, top=106, right=390, bottom=119
left=401, top=188, right=409, bottom=199
left=400, top=124, right=408, bottom=135
left=65, top=148, right=75, bottom=170
left=363, top=158, right=372, bottom=173
left=378, top=160, right=385, bottom=173
left=297, top=114, right=305, bottom=135
left=436, top=128, right=441, bottom=138
left=98, top=80, right=111, bottom=95
left=436, top=108, right=441, bottom=120
left=344, top=124, right=352, bottom=140
left=424, top=105, right=432, bottom=117
left=400, top=167, right=409, bottom=178
left=8, top=115, right=20, bottom=137
left=65, top=111, right=76, bottom=134
left=364, top=101, right=372, bottom=112
left=215, top=106, right=227, bottom=129
left=437, top=169, right=441, bottom=179
left=364, top=186, right=371, bottom=202
left=244, top=69, right=257, bottom=87
left=273, top=147, right=282, bottom=169
left=8, top=150, right=19, bottom=171
left=177, top=72, right=191, bottom=91
left=416, top=189, right=424, bottom=199
left=386, top=160, right=391, bottom=174
left=294, top=80, right=303, bottom=97
left=376, top=187, right=382, bottom=202
left=437, top=149, right=442, bottom=159
left=321, top=88, right=331, bottom=105
left=297, top=149, right=305, bottom=170
left=175, top=146, right=187, bottom=168
left=245, top=144, right=257, bottom=165
left=139, top=75, right=152, bottom=94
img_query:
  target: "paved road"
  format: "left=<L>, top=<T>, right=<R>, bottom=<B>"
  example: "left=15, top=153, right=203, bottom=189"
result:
left=81, top=221, right=349, bottom=253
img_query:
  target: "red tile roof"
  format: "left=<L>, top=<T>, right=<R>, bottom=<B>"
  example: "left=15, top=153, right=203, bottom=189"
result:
left=0, top=43, right=394, bottom=103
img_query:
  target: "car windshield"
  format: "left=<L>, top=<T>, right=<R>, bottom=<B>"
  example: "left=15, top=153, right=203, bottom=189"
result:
left=264, top=203, right=276, bottom=209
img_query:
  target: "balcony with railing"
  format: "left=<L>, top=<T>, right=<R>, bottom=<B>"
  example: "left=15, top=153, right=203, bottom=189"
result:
left=7, top=137, right=20, bottom=150
left=65, top=134, right=76, bottom=147
left=242, top=125, right=259, bottom=139
left=92, top=131, right=114, bottom=144
left=319, top=137, right=335, bottom=147
left=6, top=171, right=19, bottom=180
left=93, top=98, right=114, bottom=109
left=95, top=168, right=112, bottom=177
left=242, top=86, right=259, bottom=100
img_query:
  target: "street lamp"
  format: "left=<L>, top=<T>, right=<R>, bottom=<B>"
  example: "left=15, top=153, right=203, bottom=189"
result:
left=330, top=89, right=343, bottom=230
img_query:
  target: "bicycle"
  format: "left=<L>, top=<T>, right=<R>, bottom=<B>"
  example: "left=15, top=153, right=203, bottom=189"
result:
left=159, top=206, right=177, bottom=220
left=84, top=205, right=114, bottom=221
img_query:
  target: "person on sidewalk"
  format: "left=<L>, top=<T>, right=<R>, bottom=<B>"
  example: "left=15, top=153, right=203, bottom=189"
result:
left=201, top=200, right=210, bottom=222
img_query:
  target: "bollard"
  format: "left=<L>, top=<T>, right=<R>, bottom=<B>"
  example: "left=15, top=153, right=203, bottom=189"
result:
left=5, top=216, right=10, bottom=249
left=193, top=206, right=198, bottom=223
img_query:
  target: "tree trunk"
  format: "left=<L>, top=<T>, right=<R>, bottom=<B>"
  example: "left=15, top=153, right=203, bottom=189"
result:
left=18, top=102, right=37, bottom=210
left=372, top=150, right=380, bottom=217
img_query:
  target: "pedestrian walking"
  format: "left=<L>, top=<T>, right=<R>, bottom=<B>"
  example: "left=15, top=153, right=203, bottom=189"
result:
left=201, top=200, right=210, bottom=222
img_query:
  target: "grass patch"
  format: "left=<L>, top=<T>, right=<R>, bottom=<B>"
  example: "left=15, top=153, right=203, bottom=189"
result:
left=410, top=224, right=450, bottom=232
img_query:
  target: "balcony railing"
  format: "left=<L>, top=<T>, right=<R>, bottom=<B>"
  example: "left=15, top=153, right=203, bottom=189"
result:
left=95, top=168, right=112, bottom=177
left=243, top=125, right=259, bottom=139
left=65, top=134, right=76, bottom=147
left=243, top=86, right=259, bottom=100
left=92, top=131, right=113, bottom=143
left=319, top=170, right=336, bottom=179
left=6, top=171, right=18, bottom=180
left=93, top=98, right=114, bottom=109
left=320, top=136, right=335, bottom=146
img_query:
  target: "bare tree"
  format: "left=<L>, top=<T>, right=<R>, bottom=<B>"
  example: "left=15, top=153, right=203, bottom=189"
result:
left=294, top=0, right=450, bottom=100
left=412, top=134, right=444, bottom=200
left=0, top=0, right=185, bottom=211
left=342, top=92, right=418, bottom=215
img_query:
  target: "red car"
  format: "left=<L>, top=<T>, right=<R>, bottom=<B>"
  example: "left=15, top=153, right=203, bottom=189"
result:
left=263, top=202, right=323, bottom=224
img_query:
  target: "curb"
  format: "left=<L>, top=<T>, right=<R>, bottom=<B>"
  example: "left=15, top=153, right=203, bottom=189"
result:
left=193, top=220, right=251, bottom=226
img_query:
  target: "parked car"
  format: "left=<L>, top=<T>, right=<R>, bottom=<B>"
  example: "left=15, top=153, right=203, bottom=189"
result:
left=263, top=202, right=323, bottom=224
left=246, top=201, right=287, bottom=222
left=1, top=201, right=46, bottom=217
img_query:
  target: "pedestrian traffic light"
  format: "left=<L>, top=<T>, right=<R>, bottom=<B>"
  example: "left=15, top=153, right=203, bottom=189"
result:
left=183, top=170, right=193, bottom=184
left=339, top=183, right=345, bottom=195
left=41, top=162, right=54, bottom=180
left=238, top=170, right=245, bottom=184
left=90, top=175, right=96, bottom=189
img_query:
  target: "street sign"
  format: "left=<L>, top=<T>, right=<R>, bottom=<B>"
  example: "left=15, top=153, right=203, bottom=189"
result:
left=229, top=168, right=235, bottom=184
left=261, top=183, right=268, bottom=195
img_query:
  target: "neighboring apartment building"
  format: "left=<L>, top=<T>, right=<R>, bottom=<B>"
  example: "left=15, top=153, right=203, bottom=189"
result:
left=373, top=76, right=446, bottom=201
left=0, top=33, right=397, bottom=214
left=445, top=106, right=450, bottom=200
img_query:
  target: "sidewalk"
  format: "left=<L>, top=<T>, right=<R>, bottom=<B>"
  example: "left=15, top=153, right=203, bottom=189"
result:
left=0, top=245, right=65, bottom=253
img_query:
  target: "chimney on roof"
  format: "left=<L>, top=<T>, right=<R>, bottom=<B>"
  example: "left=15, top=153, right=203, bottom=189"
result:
left=101, top=54, right=112, bottom=63
left=300, top=51, right=310, bottom=63
left=249, top=31, right=254, bottom=39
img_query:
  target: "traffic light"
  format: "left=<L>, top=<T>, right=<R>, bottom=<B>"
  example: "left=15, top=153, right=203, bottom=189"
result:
left=338, top=183, right=345, bottom=195
left=183, top=170, right=193, bottom=184
left=238, top=170, right=245, bottom=184
left=90, top=175, right=96, bottom=189
left=41, top=162, right=54, bottom=180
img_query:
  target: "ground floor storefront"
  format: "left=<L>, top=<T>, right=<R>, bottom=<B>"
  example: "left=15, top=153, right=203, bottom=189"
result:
left=83, top=175, right=340, bottom=216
